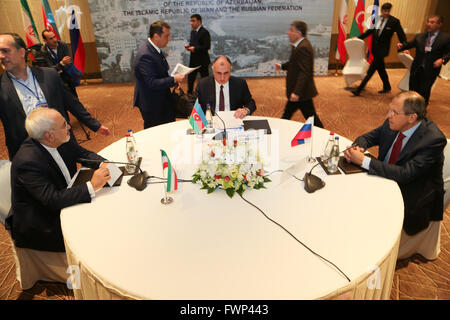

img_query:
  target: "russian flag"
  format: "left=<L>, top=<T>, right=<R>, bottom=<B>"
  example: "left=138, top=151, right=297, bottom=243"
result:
left=69, top=9, right=85, bottom=73
left=291, top=116, right=314, bottom=147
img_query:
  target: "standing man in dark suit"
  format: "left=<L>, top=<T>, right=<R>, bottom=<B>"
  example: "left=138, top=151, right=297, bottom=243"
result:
left=5, top=107, right=110, bottom=287
left=133, top=20, right=185, bottom=129
left=351, top=3, right=406, bottom=96
left=0, top=33, right=110, bottom=160
left=344, top=92, right=446, bottom=258
left=397, top=15, right=450, bottom=105
left=194, top=56, right=256, bottom=119
left=275, top=21, right=323, bottom=128
left=185, top=14, right=211, bottom=95
left=39, top=29, right=78, bottom=97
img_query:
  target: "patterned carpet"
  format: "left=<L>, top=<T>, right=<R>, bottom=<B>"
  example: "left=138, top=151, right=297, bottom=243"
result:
left=0, top=69, right=449, bottom=299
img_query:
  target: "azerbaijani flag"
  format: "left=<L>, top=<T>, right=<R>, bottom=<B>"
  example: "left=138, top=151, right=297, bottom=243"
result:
left=349, top=0, right=365, bottom=38
left=69, top=9, right=85, bottom=73
left=189, top=99, right=207, bottom=134
left=291, top=116, right=314, bottom=147
left=41, top=0, right=60, bottom=40
left=161, top=150, right=178, bottom=192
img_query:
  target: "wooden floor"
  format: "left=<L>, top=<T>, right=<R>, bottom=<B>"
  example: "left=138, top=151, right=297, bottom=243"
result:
left=0, top=69, right=449, bottom=299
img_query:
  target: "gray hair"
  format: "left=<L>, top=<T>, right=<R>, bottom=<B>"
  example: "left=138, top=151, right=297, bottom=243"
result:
left=397, top=91, right=427, bottom=120
left=25, top=107, right=57, bottom=141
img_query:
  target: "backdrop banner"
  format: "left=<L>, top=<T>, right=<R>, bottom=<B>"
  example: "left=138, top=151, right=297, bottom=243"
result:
left=88, top=0, right=334, bottom=83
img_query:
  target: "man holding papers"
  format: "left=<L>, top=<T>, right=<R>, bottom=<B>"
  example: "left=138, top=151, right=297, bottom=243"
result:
left=6, top=107, right=110, bottom=256
left=194, top=56, right=256, bottom=119
left=344, top=92, right=446, bottom=258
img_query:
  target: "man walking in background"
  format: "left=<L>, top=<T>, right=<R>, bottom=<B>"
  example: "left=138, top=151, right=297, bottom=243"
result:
left=185, top=14, right=211, bottom=95
left=275, top=21, right=324, bottom=128
left=351, top=2, right=406, bottom=96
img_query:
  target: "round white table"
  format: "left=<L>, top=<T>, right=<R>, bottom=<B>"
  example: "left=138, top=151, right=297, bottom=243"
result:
left=61, top=117, right=404, bottom=300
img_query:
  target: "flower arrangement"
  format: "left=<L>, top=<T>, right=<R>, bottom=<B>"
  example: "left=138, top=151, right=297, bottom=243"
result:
left=192, top=138, right=271, bottom=198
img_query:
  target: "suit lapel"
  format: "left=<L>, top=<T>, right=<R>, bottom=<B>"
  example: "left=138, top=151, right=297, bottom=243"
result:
left=148, top=42, right=169, bottom=74
left=1, top=72, right=27, bottom=119
left=32, top=139, right=69, bottom=186
left=397, top=121, right=426, bottom=164
left=379, top=129, right=397, bottom=161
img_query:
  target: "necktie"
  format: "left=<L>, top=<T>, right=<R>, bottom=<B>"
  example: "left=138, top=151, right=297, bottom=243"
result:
left=378, top=18, right=384, bottom=36
left=388, top=132, right=405, bottom=164
left=219, top=85, right=225, bottom=111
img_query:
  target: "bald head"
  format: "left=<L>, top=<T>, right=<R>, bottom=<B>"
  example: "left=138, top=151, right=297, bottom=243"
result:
left=212, top=56, right=232, bottom=85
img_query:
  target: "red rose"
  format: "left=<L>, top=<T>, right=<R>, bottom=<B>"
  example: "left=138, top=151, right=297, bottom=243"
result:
left=214, top=174, right=221, bottom=180
left=210, top=151, right=215, bottom=157
left=224, top=176, right=230, bottom=182
left=233, top=139, right=238, bottom=147
left=222, top=137, right=227, bottom=146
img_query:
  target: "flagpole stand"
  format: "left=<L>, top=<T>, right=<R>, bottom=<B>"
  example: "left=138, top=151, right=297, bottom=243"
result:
left=161, top=196, right=173, bottom=205
left=307, top=156, right=316, bottom=163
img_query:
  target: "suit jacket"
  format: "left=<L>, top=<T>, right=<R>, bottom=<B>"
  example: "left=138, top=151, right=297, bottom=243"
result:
left=399, top=31, right=450, bottom=79
left=354, top=118, right=446, bottom=235
left=189, top=26, right=211, bottom=68
left=194, top=75, right=256, bottom=115
left=281, top=38, right=317, bottom=101
left=359, top=15, right=406, bottom=57
left=0, top=67, right=101, bottom=159
left=5, top=137, right=105, bottom=252
left=133, top=41, right=175, bottom=126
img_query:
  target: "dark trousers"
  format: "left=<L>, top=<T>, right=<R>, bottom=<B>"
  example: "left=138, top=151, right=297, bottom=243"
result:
left=282, top=99, right=324, bottom=128
left=410, top=66, right=437, bottom=106
left=357, top=55, right=390, bottom=91
left=187, top=64, right=209, bottom=94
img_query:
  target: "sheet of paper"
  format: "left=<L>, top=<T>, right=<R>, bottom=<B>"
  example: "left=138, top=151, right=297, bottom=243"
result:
left=170, top=63, right=200, bottom=76
left=106, top=162, right=122, bottom=187
left=214, top=111, right=244, bottom=130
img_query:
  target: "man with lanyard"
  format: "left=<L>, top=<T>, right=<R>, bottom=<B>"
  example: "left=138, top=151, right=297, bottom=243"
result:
left=0, top=33, right=110, bottom=159
left=40, top=29, right=79, bottom=97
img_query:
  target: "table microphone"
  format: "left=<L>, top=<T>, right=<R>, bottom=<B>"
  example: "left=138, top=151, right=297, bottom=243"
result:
left=212, top=108, right=227, bottom=141
left=77, top=158, right=149, bottom=191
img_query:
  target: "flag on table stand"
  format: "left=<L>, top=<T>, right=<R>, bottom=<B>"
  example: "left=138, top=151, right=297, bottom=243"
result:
left=41, top=0, right=61, bottom=40
left=161, top=150, right=178, bottom=193
left=69, top=9, right=85, bottom=74
left=366, top=0, right=379, bottom=64
left=20, top=0, right=40, bottom=48
left=349, top=0, right=365, bottom=38
left=291, top=116, right=314, bottom=147
left=336, top=0, right=348, bottom=65
left=189, top=99, right=207, bottom=134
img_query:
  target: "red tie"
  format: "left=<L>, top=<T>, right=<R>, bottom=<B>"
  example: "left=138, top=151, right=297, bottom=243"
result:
left=219, top=85, right=225, bottom=111
left=388, top=133, right=405, bottom=164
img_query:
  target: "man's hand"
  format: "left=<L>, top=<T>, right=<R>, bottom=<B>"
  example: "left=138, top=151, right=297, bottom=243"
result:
left=61, top=56, right=72, bottom=66
left=234, top=108, right=249, bottom=119
left=173, top=74, right=185, bottom=84
left=97, top=125, right=111, bottom=136
left=433, top=58, right=444, bottom=68
left=289, top=93, right=299, bottom=102
left=90, top=167, right=110, bottom=191
left=396, top=42, right=403, bottom=50
left=274, top=63, right=282, bottom=71
left=343, top=146, right=365, bottom=166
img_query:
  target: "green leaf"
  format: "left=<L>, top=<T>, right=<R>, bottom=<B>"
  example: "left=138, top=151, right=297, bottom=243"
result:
left=226, top=188, right=235, bottom=198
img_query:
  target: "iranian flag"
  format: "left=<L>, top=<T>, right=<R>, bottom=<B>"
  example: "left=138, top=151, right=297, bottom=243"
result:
left=349, top=0, right=365, bottom=38
left=336, top=0, right=348, bottom=65
left=20, top=0, right=40, bottom=48
left=161, top=150, right=178, bottom=193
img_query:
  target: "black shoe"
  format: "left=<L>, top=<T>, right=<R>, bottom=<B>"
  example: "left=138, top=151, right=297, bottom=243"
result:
left=350, top=88, right=361, bottom=96
left=378, top=89, right=391, bottom=94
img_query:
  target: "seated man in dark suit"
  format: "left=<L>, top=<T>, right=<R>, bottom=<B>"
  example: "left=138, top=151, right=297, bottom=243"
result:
left=194, top=56, right=256, bottom=118
left=0, top=33, right=110, bottom=160
left=5, top=107, right=110, bottom=288
left=344, top=91, right=446, bottom=259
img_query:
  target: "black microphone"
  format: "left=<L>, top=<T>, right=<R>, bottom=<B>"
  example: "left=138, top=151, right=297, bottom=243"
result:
left=212, top=108, right=227, bottom=140
left=77, top=158, right=149, bottom=191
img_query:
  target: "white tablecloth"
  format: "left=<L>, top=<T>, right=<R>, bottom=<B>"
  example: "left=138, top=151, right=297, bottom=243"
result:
left=61, top=117, right=403, bottom=300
